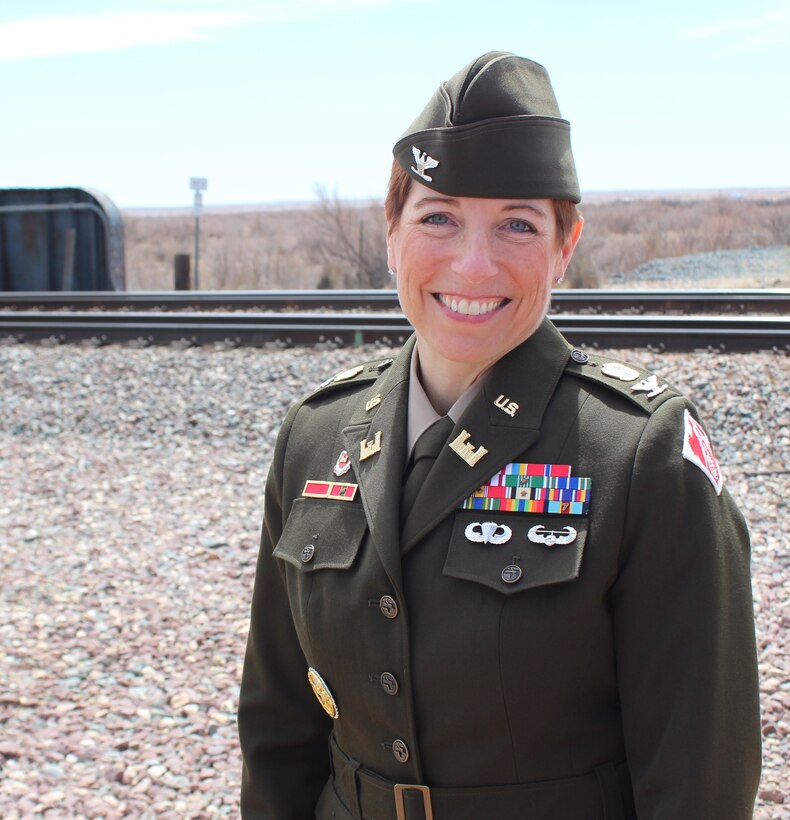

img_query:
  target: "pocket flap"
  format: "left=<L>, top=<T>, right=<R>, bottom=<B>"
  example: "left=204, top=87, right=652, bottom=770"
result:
left=443, top=512, right=588, bottom=595
left=273, top=497, right=367, bottom=571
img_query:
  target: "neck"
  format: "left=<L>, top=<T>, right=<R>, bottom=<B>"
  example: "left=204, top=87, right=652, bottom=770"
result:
left=415, top=342, right=492, bottom=415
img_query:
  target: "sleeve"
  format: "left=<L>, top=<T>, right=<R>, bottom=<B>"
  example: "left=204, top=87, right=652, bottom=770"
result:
left=238, top=405, right=332, bottom=819
left=613, top=396, right=761, bottom=819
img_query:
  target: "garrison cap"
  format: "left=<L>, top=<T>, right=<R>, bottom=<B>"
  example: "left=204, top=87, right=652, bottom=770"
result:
left=393, top=51, right=580, bottom=202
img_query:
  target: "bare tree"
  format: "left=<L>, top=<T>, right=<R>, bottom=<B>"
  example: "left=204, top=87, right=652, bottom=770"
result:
left=307, top=185, right=390, bottom=289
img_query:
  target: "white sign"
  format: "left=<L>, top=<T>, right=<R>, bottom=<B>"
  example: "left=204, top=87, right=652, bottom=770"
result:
left=189, top=177, right=208, bottom=191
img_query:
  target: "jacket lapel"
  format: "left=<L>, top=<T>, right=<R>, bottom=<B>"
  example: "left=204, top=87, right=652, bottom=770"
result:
left=342, top=337, right=415, bottom=592
left=402, top=320, right=572, bottom=552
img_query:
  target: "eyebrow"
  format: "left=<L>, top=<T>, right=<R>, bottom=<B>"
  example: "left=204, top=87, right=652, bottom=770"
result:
left=412, top=197, right=548, bottom=218
left=412, top=196, right=459, bottom=209
left=501, top=202, right=549, bottom=218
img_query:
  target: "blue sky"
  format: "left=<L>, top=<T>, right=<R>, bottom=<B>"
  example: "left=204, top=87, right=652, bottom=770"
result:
left=2, top=0, right=788, bottom=209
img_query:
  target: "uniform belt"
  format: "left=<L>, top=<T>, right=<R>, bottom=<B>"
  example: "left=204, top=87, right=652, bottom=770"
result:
left=329, top=734, right=636, bottom=820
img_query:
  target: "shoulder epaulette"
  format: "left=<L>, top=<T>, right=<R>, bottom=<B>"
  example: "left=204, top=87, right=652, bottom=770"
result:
left=305, top=356, right=395, bottom=401
left=563, top=347, right=680, bottom=414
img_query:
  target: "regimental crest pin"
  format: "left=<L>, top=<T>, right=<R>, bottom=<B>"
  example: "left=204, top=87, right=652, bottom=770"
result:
left=333, top=450, right=351, bottom=477
left=318, top=364, right=364, bottom=390
left=464, top=521, right=512, bottom=545
left=411, top=145, right=439, bottom=182
left=601, top=362, right=640, bottom=382
left=527, top=524, right=577, bottom=546
left=307, top=667, right=339, bottom=719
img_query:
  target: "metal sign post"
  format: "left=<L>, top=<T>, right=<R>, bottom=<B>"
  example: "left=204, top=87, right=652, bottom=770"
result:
left=189, top=177, right=207, bottom=289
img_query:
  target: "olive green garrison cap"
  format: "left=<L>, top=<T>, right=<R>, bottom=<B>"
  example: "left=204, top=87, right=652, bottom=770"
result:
left=393, top=51, right=580, bottom=202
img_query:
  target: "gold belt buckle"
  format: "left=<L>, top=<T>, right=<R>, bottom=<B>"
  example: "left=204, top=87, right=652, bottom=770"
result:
left=394, top=784, right=433, bottom=820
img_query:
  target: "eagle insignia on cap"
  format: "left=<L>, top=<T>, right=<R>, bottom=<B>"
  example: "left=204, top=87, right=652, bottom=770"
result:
left=411, top=146, right=439, bottom=182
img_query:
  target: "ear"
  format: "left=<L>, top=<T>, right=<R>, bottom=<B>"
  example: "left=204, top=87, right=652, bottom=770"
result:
left=386, top=227, right=398, bottom=272
left=556, top=216, right=584, bottom=278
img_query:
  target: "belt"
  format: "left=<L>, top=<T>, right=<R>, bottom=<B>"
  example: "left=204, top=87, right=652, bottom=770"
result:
left=329, top=735, right=635, bottom=820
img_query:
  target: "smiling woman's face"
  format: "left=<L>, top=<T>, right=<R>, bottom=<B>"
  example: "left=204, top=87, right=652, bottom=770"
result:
left=387, top=187, right=582, bottom=381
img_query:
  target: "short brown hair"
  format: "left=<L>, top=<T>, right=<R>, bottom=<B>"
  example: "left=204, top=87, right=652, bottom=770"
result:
left=385, top=159, right=580, bottom=245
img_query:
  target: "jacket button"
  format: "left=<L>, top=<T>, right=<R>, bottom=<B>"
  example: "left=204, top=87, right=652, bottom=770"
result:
left=379, top=672, right=399, bottom=695
left=379, top=595, right=398, bottom=619
left=501, top=564, right=522, bottom=583
left=301, top=544, right=315, bottom=563
left=392, top=739, right=409, bottom=763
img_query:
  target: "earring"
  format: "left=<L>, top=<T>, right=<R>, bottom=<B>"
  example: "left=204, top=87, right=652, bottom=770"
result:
left=388, top=268, right=396, bottom=276
left=554, top=275, right=564, bottom=285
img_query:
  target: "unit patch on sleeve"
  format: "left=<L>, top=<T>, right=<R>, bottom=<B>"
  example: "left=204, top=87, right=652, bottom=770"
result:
left=459, top=463, right=592, bottom=514
left=681, top=409, right=724, bottom=496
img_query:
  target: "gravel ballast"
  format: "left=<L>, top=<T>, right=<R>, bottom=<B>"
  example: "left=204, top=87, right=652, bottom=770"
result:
left=1, top=342, right=787, bottom=818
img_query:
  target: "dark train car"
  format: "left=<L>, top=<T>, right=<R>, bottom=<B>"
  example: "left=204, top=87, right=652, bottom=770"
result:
left=0, top=187, right=125, bottom=291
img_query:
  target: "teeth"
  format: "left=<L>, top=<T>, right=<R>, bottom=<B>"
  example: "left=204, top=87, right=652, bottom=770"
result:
left=438, top=294, right=504, bottom=316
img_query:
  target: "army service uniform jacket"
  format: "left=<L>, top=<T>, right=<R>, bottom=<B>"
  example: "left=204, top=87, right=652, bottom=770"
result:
left=238, top=320, right=761, bottom=819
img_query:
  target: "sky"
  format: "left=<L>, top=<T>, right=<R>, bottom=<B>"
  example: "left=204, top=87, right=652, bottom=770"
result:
left=1, top=0, right=789, bottom=210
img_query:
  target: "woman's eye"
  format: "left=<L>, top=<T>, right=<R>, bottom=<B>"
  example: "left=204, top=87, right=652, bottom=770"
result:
left=423, top=213, right=450, bottom=225
left=507, top=219, right=533, bottom=233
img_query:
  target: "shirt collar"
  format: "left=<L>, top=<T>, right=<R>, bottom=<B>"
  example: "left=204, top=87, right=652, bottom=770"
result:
left=406, top=345, right=489, bottom=458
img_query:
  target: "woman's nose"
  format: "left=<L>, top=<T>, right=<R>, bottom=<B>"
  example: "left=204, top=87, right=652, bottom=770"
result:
left=449, top=230, right=498, bottom=282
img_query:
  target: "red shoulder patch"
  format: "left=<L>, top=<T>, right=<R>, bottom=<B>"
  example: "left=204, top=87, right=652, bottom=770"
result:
left=681, top=408, right=723, bottom=496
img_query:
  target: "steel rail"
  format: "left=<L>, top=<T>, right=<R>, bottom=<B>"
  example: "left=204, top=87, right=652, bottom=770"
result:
left=1, top=289, right=789, bottom=314
left=2, top=311, right=788, bottom=351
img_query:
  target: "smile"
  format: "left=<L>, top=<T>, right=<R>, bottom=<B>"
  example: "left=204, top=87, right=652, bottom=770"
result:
left=436, top=294, right=509, bottom=316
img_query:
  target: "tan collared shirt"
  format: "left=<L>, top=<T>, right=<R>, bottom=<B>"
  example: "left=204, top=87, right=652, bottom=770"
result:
left=406, top=346, right=489, bottom=459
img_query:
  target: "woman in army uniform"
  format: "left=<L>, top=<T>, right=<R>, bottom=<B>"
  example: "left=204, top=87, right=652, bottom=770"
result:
left=238, top=52, right=760, bottom=819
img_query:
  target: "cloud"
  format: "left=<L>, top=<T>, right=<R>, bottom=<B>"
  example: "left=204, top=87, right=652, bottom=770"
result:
left=678, top=6, right=790, bottom=49
left=0, top=1, right=391, bottom=61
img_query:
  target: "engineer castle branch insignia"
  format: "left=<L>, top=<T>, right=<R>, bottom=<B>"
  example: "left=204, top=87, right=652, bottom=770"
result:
left=449, top=429, right=489, bottom=467
left=360, top=431, right=383, bottom=461
left=411, top=146, right=439, bottom=182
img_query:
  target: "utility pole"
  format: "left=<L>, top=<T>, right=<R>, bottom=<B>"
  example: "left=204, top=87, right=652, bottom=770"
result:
left=189, top=177, right=208, bottom=289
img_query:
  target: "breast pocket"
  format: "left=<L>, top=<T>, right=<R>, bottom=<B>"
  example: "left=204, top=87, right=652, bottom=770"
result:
left=443, top=511, right=588, bottom=595
left=273, top=497, right=367, bottom=572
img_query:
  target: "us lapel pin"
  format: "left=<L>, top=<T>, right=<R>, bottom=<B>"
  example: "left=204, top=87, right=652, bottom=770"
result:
left=365, top=393, right=382, bottom=412
left=494, top=394, right=519, bottom=418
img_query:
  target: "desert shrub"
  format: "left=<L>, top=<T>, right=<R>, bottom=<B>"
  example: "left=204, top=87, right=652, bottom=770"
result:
left=123, top=193, right=790, bottom=290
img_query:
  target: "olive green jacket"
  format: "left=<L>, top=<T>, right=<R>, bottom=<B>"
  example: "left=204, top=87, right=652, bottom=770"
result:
left=238, top=320, right=760, bottom=819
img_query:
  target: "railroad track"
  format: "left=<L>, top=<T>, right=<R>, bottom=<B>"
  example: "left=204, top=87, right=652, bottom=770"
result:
left=2, top=310, right=788, bottom=351
left=1, top=288, right=789, bottom=314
